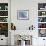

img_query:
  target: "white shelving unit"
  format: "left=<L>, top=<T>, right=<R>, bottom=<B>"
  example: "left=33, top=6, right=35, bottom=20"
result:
left=0, top=3, right=9, bottom=45
left=0, top=3, right=8, bottom=37
left=38, top=3, right=46, bottom=37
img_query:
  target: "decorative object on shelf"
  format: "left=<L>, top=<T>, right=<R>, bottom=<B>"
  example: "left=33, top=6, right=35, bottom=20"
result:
left=0, top=17, right=8, bottom=22
left=38, top=3, right=46, bottom=10
left=42, top=12, right=45, bottom=15
left=0, top=3, right=8, bottom=10
left=0, top=11, right=8, bottom=16
left=45, top=6, right=46, bottom=9
left=38, top=11, right=46, bottom=16
left=38, top=17, right=42, bottom=22
left=11, top=23, right=16, bottom=30
left=0, top=23, right=8, bottom=30
left=0, top=6, right=1, bottom=10
left=42, top=11, right=46, bottom=16
left=0, top=23, right=8, bottom=37
left=29, top=25, right=35, bottom=30
left=39, top=29, right=46, bottom=37
left=5, top=6, right=8, bottom=10
left=17, top=10, right=29, bottom=20
left=38, top=17, right=46, bottom=22
left=38, top=23, right=46, bottom=28
left=40, top=8, right=44, bottom=10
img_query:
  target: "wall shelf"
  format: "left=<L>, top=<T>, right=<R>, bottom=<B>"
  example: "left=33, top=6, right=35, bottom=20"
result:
left=38, top=10, right=46, bottom=11
left=0, top=10, right=8, bottom=11
left=0, top=16, right=8, bottom=17
left=38, top=22, right=46, bottom=23
left=38, top=16, right=46, bottom=17
left=0, top=22, right=8, bottom=23
left=38, top=28, right=46, bottom=29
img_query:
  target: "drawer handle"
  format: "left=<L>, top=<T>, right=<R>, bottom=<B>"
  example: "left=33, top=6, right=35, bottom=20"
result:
left=1, top=39, right=3, bottom=40
left=43, top=39, right=45, bottom=40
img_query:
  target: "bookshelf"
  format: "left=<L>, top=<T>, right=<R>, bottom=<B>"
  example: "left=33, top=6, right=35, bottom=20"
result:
left=0, top=3, right=8, bottom=37
left=38, top=3, right=46, bottom=37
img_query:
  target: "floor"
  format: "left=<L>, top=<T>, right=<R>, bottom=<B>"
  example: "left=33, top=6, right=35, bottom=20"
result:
left=0, top=45, right=8, bottom=46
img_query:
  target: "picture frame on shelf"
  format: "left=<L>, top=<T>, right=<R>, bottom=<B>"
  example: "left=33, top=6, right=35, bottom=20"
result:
left=17, top=10, right=29, bottom=20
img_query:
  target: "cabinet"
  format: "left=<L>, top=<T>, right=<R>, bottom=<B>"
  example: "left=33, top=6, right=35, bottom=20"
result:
left=0, top=35, right=8, bottom=45
left=38, top=3, right=46, bottom=37
left=38, top=37, right=46, bottom=46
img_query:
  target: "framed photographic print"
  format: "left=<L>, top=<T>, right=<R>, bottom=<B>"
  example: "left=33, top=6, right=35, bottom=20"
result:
left=17, top=10, right=29, bottom=20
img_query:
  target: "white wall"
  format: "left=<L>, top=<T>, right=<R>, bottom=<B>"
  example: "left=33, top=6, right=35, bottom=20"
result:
left=11, top=0, right=38, bottom=30
left=11, top=0, right=46, bottom=46
left=11, top=0, right=46, bottom=30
